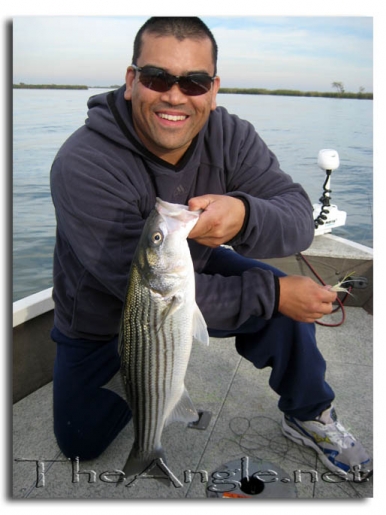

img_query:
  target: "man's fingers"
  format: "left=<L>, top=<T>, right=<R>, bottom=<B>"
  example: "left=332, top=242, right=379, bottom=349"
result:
left=188, top=195, right=212, bottom=212
left=187, top=195, right=245, bottom=247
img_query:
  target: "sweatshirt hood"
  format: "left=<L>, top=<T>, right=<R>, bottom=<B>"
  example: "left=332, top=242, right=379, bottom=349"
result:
left=85, top=85, right=141, bottom=151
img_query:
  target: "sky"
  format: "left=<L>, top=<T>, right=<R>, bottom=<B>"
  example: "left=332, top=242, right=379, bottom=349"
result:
left=12, top=14, right=374, bottom=93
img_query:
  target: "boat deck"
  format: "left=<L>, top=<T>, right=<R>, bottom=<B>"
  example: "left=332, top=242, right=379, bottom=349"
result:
left=13, top=305, right=373, bottom=500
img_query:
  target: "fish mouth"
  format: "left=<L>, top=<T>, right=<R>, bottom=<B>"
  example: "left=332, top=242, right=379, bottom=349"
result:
left=156, top=198, right=201, bottom=216
left=156, top=198, right=188, bottom=214
left=155, top=198, right=201, bottom=233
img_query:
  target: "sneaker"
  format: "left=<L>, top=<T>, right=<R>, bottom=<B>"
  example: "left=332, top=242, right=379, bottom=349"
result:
left=282, top=406, right=372, bottom=481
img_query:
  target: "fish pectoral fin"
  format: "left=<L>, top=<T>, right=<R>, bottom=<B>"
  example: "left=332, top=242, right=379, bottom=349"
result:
left=156, top=295, right=183, bottom=332
left=165, top=387, right=199, bottom=427
left=101, top=371, right=126, bottom=399
left=193, top=303, right=209, bottom=346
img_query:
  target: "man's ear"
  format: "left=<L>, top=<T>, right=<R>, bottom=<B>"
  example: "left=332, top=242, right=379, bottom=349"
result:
left=124, top=66, right=136, bottom=100
left=210, top=76, right=221, bottom=111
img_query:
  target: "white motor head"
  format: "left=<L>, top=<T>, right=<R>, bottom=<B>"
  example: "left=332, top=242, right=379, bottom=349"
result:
left=317, top=149, right=340, bottom=171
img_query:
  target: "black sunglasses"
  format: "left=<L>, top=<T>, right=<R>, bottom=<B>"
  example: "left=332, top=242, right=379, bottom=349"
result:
left=131, top=64, right=215, bottom=96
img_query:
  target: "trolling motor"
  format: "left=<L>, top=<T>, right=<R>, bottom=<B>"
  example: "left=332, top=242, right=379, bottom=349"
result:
left=313, top=149, right=347, bottom=235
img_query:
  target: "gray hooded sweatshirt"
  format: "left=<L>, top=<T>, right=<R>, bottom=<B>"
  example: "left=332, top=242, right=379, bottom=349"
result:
left=50, top=86, right=314, bottom=340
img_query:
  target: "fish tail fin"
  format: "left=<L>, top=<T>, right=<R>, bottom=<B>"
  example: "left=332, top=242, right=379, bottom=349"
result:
left=122, top=447, right=172, bottom=487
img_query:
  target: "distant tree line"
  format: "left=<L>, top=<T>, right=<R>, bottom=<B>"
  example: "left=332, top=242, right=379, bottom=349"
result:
left=219, top=82, right=372, bottom=100
left=218, top=88, right=372, bottom=100
left=13, top=82, right=372, bottom=100
left=13, top=83, right=88, bottom=90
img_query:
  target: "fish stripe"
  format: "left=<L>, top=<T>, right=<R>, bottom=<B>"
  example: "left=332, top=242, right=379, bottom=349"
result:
left=130, top=291, right=168, bottom=453
left=125, top=288, right=186, bottom=453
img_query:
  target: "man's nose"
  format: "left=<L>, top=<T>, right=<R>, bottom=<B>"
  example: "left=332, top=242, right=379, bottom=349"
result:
left=159, top=83, right=188, bottom=104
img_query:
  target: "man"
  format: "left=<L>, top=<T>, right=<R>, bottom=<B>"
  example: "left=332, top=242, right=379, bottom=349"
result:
left=50, top=17, right=372, bottom=481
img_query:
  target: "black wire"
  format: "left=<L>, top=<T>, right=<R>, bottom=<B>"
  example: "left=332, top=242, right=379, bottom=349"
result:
left=297, top=252, right=351, bottom=327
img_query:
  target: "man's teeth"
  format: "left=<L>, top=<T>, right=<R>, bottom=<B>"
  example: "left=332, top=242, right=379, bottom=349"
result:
left=158, top=113, right=187, bottom=121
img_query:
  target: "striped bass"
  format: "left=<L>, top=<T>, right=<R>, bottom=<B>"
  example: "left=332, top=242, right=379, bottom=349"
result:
left=120, top=197, right=209, bottom=481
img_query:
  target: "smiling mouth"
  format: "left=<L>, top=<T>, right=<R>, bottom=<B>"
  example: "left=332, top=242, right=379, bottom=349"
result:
left=157, top=113, right=188, bottom=122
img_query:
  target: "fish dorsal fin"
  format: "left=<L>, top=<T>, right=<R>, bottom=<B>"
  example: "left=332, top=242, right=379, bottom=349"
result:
left=164, top=387, right=199, bottom=427
left=193, top=303, right=209, bottom=346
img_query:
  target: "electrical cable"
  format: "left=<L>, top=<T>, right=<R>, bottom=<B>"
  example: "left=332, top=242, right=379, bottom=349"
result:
left=297, top=252, right=352, bottom=327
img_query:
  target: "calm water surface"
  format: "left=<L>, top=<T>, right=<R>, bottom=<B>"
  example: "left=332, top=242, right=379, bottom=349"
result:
left=13, top=89, right=373, bottom=301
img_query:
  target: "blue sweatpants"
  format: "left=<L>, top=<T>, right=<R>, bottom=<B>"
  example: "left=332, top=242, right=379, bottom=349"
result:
left=204, top=247, right=334, bottom=420
left=51, top=247, right=334, bottom=460
left=51, top=326, right=131, bottom=460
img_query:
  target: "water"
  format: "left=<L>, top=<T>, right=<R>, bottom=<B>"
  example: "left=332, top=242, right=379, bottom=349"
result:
left=217, top=94, right=373, bottom=247
left=13, top=89, right=373, bottom=301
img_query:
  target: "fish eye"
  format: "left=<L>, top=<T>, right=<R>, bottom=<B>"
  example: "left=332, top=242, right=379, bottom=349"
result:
left=150, top=230, right=163, bottom=246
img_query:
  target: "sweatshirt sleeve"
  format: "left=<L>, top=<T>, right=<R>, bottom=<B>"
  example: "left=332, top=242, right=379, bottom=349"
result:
left=222, top=113, right=315, bottom=258
left=192, top=110, right=315, bottom=330
left=195, top=266, right=278, bottom=331
left=50, top=143, right=147, bottom=303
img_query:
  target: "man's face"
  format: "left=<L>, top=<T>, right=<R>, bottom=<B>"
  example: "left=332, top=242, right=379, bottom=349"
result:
left=124, top=32, right=220, bottom=165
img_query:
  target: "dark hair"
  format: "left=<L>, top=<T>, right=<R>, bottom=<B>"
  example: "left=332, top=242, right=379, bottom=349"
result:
left=132, top=17, right=218, bottom=75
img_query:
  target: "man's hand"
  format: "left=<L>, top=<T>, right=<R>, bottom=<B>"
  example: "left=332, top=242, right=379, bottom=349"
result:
left=188, top=195, right=245, bottom=247
left=278, top=275, right=337, bottom=323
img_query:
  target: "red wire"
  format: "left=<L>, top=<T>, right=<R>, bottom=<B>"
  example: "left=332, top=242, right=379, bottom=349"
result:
left=297, top=253, right=350, bottom=327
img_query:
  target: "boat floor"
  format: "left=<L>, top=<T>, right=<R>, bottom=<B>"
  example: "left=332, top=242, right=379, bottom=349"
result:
left=12, top=306, right=373, bottom=500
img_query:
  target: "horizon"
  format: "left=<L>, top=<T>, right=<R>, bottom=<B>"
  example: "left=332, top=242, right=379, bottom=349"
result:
left=12, top=84, right=374, bottom=95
